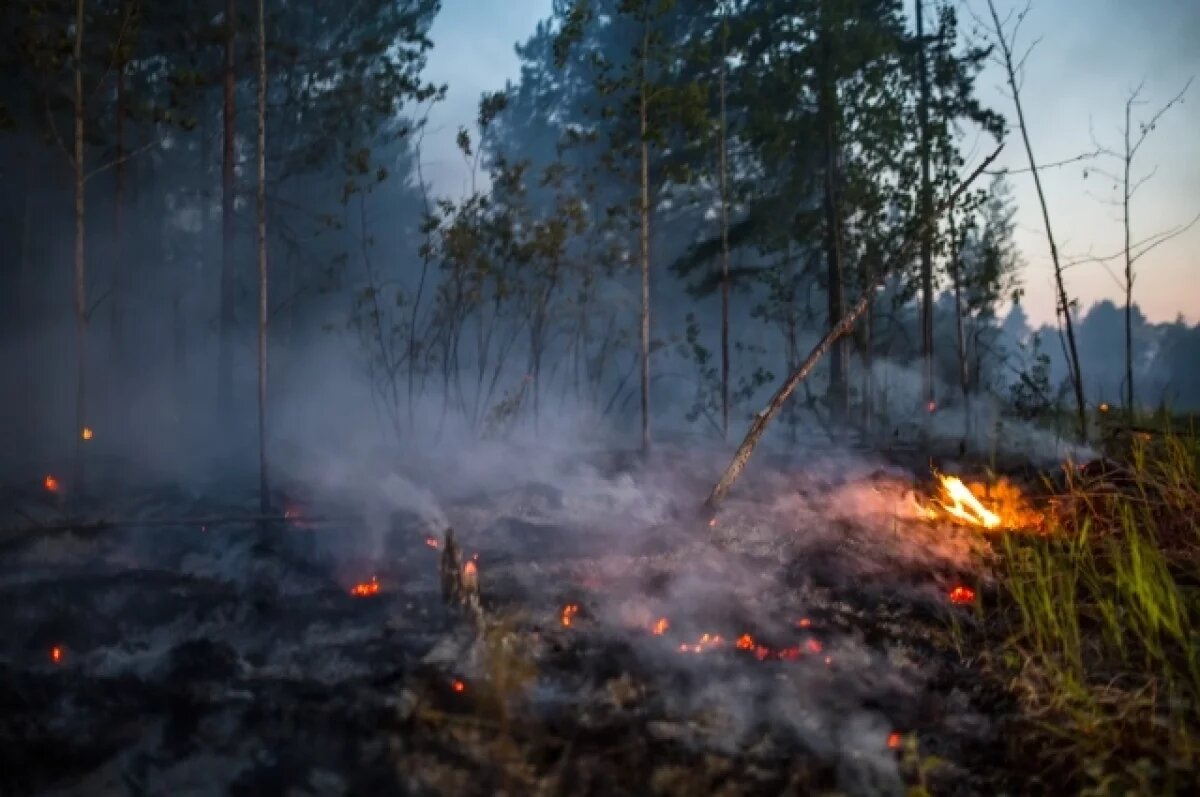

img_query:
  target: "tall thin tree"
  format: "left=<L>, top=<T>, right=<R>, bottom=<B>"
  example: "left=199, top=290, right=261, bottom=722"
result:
left=73, top=0, right=88, bottom=492
left=218, top=0, right=237, bottom=418
left=717, top=0, right=731, bottom=440
left=915, top=0, right=934, bottom=410
left=255, top=0, right=269, bottom=513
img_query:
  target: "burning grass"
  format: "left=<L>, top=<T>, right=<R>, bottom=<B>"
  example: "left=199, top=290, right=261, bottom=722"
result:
left=961, top=430, right=1200, bottom=795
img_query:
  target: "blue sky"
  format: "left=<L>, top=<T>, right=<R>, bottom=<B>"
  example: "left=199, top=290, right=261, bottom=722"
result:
left=419, top=0, right=1200, bottom=326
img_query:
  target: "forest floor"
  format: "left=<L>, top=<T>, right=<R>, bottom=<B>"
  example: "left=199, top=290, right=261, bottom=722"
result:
left=0, top=428, right=1194, bottom=796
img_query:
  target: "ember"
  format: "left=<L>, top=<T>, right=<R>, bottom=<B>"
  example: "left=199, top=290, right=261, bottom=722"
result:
left=887, top=731, right=902, bottom=750
left=43, top=474, right=59, bottom=492
left=949, top=585, right=976, bottom=605
left=561, top=603, right=579, bottom=627
left=350, top=576, right=380, bottom=597
left=651, top=617, right=669, bottom=635
left=50, top=645, right=63, bottom=664
left=80, top=427, right=93, bottom=440
left=452, top=679, right=465, bottom=693
left=679, top=633, right=724, bottom=653
left=425, top=537, right=439, bottom=549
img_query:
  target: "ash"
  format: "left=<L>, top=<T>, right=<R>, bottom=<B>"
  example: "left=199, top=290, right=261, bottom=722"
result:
left=0, top=447, right=1010, bottom=796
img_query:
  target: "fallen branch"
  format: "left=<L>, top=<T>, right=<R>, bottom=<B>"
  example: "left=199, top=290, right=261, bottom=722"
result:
left=703, top=145, right=1004, bottom=513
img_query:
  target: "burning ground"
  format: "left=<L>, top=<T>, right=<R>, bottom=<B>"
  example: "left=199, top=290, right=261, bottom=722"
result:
left=0, top=448, right=1044, bottom=796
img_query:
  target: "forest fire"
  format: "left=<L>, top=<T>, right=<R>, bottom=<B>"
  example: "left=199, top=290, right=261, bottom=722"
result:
left=350, top=577, right=380, bottom=597
left=918, top=474, right=1042, bottom=531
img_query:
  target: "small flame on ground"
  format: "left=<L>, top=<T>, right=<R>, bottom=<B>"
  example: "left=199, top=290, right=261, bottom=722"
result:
left=452, top=679, right=465, bottom=693
left=796, top=617, right=811, bottom=628
left=43, top=474, right=59, bottom=493
left=805, top=638, right=823, bottom=654
left=463, top=561, right=477, bottom=578
left=561, top=603, right=579, bottom=627
left=887, top=731, right=902, bottom=750
left=51, top=645, right=63, bottom=664
left=81, top=427, right=93, bottom=441
left=350, top=576, right=380, bottom=597
left=652, top=617, right=669, bottom=635
left=679, top=633, right=724, bottom=653
left=1099, top=402, right=1110, bottom=413
left=936, top=475, right=1001, bottom=529
left=926, top=400, right=938, bottom=413
left=919, top=473, right=1043, bottom=531
left=949, top=585, right=976, bottom=605
left=425, top=537, right=439, bottom=549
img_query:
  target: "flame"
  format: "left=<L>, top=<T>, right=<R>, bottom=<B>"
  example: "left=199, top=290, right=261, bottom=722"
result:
left=51, top=645, right=63, bottom=664
left=350, top=576, right=380, bottom=597
left=452, top=679, right=465, bottom=693
left=1099, top=402, right=1110, bottom=413
left=796, top=617, right=811, bottom=629
left=708, top=517, right=718, bottom=528
left=425, top=537, right=439, bottom=549
left=926, top=400, right=938, bottom=413
left=651, top=617, right=669, bottom=635
left=806, top=638, right=823, bottom=654
left=679, top=633, right=725, bottom=653
left=948, top=585, right=976, bottom=605
left=561, top=603, right=580, bottom=627
left=81, top=427, right=93, bottom=440
left=918, top=474, right=1043, bottom=531
left=735, top=633, right=754, bottom=650
left=43, top=474, right=59, bottom=493
left=887, top=731, right=902, bottom=750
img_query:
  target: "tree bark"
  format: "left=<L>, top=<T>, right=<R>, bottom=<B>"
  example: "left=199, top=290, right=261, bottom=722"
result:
left=1122, top=97, right=1134, bottom=416
left=256, top=0, right=270, bottom=515
left=915, top=0, right=935, bottom=411
left=218, top=0, right=237, bottom=418
left=703, top=145, right=1002, bottom=512
left=73, top=0, right=88, bottom=493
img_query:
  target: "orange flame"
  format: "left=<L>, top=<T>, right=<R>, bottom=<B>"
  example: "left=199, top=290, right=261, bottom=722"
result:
left=51, top=645, right=63, bottom=664
left=81, top=427, right=93, bottom=440
left=651, top=617, right=669, bottom=635
left=452, top=679, right=465, bottom=693
left=948, top=585, right=976, bottom=605
left=921, top=474, right=1043, bottom=530
left=735, top=633, right=754, bottom=650
left=887, top=731, right=902, bottom=750
left=350, top=576, right=380, bottom=597
left=561, top=603, right=580, bottom=627
left=43, top=474, right=59, bottom=493
left=796, top=617, right=811, bottom=628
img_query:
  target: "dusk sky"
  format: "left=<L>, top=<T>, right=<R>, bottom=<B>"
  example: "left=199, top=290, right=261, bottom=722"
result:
left=419, top=0, right=1200, bottom=327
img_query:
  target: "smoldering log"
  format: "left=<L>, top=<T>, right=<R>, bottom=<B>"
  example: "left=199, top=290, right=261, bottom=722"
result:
left=703, top=145, right=1004, bottom=513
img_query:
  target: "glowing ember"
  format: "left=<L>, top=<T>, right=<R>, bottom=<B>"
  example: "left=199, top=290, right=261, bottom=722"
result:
left=452, top=679, right=465, bottom=693
left=561, top=603, right=580, bottom=627
left=425, top=537, right=439, bottom=549
left=43, top=474, right=59, bottom=492
left=679, top=633, right=725, bottom=653
left=651, top=617, right=669, bottom=635
left=1099, top=402, right=1110, bottom=413
left=735, top=633, right=754, bottom=650
left=81, top=427, right=93, bottom=440
left=926, top=400, right=937, bottom=413
left=796, top=617, right=811, bottom=628
left=949, top=585, right=976, bottom=605
left=350, top=576, right=380, bottom=597
left=805, top=638, right=823, bottom=654
left=887, top=731, right=902, bottom=750
left=50, top=646, right=63, bottom=664
left=708, top=517, right=717, bottom=528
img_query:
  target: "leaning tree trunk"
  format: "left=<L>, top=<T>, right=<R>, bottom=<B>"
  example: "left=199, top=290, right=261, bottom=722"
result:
left=73, top=0, right=88, bottom=494
left=704, top=146, right=1002, bottom=512
left=218, top=0, right=237, bottom=419
left=255, top=0, right=270, bottom=515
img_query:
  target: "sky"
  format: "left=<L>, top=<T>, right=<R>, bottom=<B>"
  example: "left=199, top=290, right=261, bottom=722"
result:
left=419, top=0, right=1200, bottom=327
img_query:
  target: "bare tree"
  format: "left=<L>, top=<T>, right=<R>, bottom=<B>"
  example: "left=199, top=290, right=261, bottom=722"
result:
left=1087, top=78, right=1194, bottom=415
left=983, top=0, right=1087, bottom=442
left=255, top=0, right=269, bottom=513
left=915, top=0, right=935, bottom=411
left=717, top=0, right=732, bottom=440
left=638, top=19, right=652, bottom=454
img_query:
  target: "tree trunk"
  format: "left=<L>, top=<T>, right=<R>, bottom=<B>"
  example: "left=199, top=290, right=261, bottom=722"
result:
left=948, top=216, right=970, bottom=448
left=717, top=7, right=731, bottom=441
left=256, top=0, right=270, bottom=515
left=817, top=31, right=847, bottom=420
left=73, top=0, right=88, bottom=494
left=915, top=0, right=935, bottom=411
left=110, top=32, right=127, bottom=436
left=986, top=0, right=1086, bottom=443
left=218, top=0, right=237, bottom=418
left=638, top=26, right=652, bottom=455
left=1122, top=98, right=1134, bottom=417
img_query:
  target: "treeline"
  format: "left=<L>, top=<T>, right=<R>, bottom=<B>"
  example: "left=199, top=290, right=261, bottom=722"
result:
left=0, top=0, right=1191, bottom=476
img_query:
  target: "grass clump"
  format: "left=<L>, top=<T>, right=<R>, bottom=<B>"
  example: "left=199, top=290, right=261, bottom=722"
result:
left=986, top=429, right=1200, bottom=795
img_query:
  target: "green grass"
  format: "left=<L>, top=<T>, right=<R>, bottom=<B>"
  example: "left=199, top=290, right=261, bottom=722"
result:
left=979, top=426, right=1200, bottom=795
